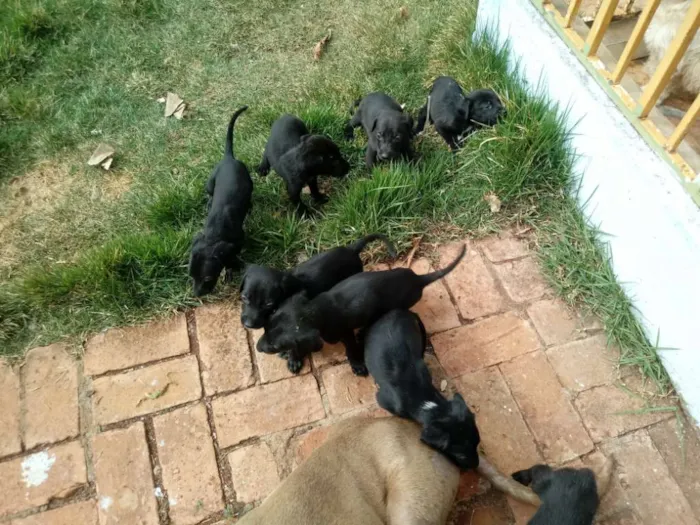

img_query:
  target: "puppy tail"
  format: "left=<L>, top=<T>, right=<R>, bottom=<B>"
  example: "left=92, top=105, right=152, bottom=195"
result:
left=349, top=98, right=361, bottom=115
left=225, top=105, right=249, bottom=158
left=477, top=456, right=541, bottom=507
left=419, top=244, right=466, bottom=285
left=348, top=233, right=397, bottom=258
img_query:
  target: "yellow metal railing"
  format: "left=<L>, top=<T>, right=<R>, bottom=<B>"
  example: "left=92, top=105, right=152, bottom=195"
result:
left=535, top=0, right=700, bottom=182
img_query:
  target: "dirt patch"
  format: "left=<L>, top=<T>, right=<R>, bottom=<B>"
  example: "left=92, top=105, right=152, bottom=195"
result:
left=0, top=161, right=75, bottom=267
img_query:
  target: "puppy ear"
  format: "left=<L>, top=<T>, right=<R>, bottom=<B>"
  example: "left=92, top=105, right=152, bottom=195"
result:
left=420, top=424, right=449, bottom=452
left=511, top=467, right=535, bottom=486
left=404, top=113, right=414, bottom=131
left=239, top=272, right=247, bottom=294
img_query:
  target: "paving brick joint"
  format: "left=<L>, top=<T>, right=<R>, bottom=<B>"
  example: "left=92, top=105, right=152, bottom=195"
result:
left=1, top=234, right=697, bottom=525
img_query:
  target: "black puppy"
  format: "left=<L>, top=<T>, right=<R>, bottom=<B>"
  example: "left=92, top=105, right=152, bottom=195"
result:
left=511, top=465, right=599, bottom=525
left=415, top=76, right=505, bottom=150
left=240, top=233, right=396, bottom=329
left=345, top=92, right=414, bottom=169
left=189, top=106, right=252, bottom=297
left=363, top=309, right=480, bottom=470
left=258, top=114, right=350, bottom=216
left=257, top=244, right=466, bottom=375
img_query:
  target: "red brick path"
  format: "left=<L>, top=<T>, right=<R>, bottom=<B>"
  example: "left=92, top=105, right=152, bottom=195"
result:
left=1, top=233, right=699, bottom=525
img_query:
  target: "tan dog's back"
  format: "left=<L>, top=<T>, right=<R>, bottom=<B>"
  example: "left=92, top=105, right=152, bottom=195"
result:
left=239, top=417, right=460, bottom=525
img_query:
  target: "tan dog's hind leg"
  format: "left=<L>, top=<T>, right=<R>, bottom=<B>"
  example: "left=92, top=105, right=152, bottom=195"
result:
left=386, top=449, right=460, bottom=525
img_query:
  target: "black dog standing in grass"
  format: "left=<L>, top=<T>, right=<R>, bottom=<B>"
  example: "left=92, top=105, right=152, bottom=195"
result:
left=258, top=114, right=350, bottom=216
left=239, top=233, right=396, bottom=329
left=257, top=244, right=466, bottom=375
left=345, top=92, right=414, bottom=169
left=363, top=309, right=481, bottom=470
left=415, top=76, right=505, bottom=150
left=189, top=106, right=252, bottom=297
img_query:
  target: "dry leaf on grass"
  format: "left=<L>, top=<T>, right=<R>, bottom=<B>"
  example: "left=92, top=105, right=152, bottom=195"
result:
left=87, top=143, right=115, bottom=170
left=399, top=6, right=409, bottom=19
left=484, top=191, right=502, bottom=213
left=164, top=92, right=186, bottom=118
left=313, top=31, right=332, bottom=61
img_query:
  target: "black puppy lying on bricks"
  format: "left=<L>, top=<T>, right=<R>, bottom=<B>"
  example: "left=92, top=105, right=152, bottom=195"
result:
left=345, top=92, right=414, bottom=169
left=415, top=76, right=505, bottom=150
left=512, top=461, right=614, bottom=525
left=240, top=233, right=396, bottom=329
left=363, top=309, right=481, bottom=470
left=258, top=114, right=350, bottom=216
left=257, top=244, right=466, bottom=375
left=189, top=106, right=252, bottom=297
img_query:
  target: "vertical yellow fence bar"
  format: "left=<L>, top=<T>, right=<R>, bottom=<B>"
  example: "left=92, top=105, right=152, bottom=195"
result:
left=564, top=0, right=584, bottom=28
left=637, top=1, right=700, bottom=118
left=584, top=0, right=619, bottom=56
left=611, top=0, right=662, bottom=84
left=667, top=95, right=700, bottom=152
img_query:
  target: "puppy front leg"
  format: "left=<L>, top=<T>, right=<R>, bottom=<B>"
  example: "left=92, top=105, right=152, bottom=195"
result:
left=286, top=348, right=305, bottom=374
left=308, top=178, right=328, bottom=204
left=365, top=145, right=378, bottom=171
left=342, top=333, right=368, bottom=376
left=286, top=180, right=312, bottom=217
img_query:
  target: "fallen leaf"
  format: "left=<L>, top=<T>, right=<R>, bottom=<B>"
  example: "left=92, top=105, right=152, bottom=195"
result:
left=313, top=31, right=332, bottom=61
left=87, top=143, right=115, bottom=167
left=173, top=102, right=186, bottom=120
left=165, top=92, right=184, bottom=117
left=100, top=157, right=113, bottom=170
left=399, top=5, right=409, bottom=18
left=440, top=379, right=447, bottom=392
left=484, top=192, right=502, bottom=213
left=136, top=382, right=172, bottom=406
left=156, top=97, right=166, bottom=103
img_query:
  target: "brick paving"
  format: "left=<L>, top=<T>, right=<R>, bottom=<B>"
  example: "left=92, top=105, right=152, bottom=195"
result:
left=1, top=232, right=699, bottom=524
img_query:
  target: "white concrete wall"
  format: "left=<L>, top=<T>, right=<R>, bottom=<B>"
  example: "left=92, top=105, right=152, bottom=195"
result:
left=476, top=0, right=700, bottom=426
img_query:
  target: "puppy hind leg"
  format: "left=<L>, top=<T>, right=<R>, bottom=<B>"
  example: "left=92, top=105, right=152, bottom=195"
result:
left=344, top=111, right=362, bottom=140
left=257, top=154, right=271, bottom=176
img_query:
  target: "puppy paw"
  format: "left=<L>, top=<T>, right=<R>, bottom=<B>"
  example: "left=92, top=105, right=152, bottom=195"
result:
left=350, top=362, right=369, bottom=377
left=287, top=357, right=305, bottom=374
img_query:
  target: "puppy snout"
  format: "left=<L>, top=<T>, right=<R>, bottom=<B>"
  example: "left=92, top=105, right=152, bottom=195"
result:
left=241, top=316, right=256, bottom=329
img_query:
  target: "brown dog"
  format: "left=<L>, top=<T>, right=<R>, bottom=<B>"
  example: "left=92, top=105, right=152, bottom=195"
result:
left=238, top=417, right=613, bottom=525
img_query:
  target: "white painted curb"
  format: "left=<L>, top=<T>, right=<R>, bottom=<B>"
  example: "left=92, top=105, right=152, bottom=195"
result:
left=476, top=0, right=700, bottom=426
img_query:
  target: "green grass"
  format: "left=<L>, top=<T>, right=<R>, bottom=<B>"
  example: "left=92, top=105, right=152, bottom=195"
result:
left=0, top=0, right=670, bottom=390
